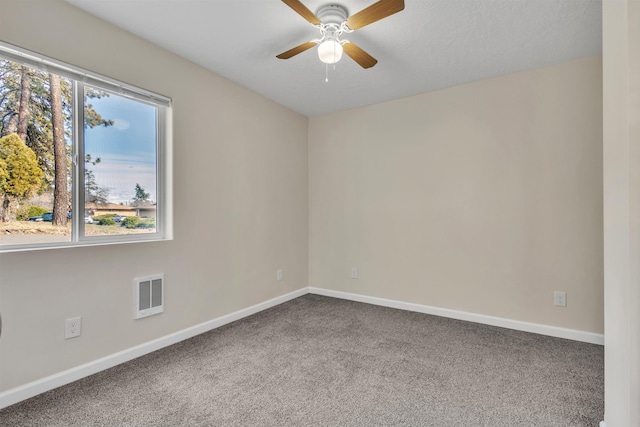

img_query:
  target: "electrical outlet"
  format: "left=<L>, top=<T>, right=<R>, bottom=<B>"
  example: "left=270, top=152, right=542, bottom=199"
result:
left=65, top=317, right=82, bottom=339
left=351, top=267, right=358, bottom=279
left=554, top=291, right=567, bottom=307
left=277, top=269, right=283, bottom=281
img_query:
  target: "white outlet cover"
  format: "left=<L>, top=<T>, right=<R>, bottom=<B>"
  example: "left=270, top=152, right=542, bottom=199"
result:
left=65, top=316, right=82, bottom=339
left=554, top=291, right=567, bottom=307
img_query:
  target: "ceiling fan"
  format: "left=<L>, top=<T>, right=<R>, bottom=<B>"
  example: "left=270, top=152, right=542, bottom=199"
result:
left=276, top=0, right=405, bottom=69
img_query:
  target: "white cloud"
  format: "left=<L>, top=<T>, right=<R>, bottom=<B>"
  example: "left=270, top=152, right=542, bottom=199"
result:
left=112, top=118, right=131, bottom=131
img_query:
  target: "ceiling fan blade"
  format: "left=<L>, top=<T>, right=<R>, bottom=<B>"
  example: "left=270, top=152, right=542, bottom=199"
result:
left=276, top=41, right=318, bottom=59
left=281, top=0, right=321, bottom=25
left=343, top=42, right=378, bottom=69
left=346, top=0, right=405, bottom=30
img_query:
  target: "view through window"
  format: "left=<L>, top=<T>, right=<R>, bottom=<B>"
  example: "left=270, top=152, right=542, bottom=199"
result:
left=83, top=88, right=158, bottom=237
left=0, top=43, right=169, bottom=250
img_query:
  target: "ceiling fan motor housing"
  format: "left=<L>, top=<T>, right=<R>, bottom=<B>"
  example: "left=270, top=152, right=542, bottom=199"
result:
left=316, top=4, right=348, bottom=25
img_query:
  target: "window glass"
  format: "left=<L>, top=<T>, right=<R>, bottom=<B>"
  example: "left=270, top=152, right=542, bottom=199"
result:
left=83, top=88, right=158, bottom=236
left=0, top=61, right=73, bottom=246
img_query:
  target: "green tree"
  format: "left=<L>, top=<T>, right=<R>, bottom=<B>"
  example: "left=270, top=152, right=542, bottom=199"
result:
left=2, top=65, right=31, bottom=142
left=0, top=134, right=44, bottom=222
left=132, top=183, right=151, bottom=206
left=0, top=60, right=114, bottom=217
left=85, top=154, right=109, bottom=205
left=2, top=61, right=59, bottom=185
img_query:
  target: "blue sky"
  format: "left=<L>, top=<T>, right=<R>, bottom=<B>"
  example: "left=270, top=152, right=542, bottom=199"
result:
left=84, top=91, right=157, bottom=205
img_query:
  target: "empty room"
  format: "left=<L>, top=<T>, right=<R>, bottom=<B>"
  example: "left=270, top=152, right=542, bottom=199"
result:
left=0, top=0, right=637, bottom=426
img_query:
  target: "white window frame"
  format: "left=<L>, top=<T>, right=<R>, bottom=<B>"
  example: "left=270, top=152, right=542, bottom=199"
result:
left=0, top=41, right=172, bottom=252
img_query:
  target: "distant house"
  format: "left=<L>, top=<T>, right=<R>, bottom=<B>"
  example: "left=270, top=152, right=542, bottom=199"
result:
left=85, top=203, right=136, bottom=217
left=135, top=205, right=156, bottom=219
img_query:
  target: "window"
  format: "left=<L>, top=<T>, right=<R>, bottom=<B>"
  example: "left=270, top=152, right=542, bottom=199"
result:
left=0, top=42, right=171, bottom=251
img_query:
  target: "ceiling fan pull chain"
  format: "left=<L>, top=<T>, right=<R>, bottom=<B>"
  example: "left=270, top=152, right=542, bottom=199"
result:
left=325, top=63, right=329, bottom=83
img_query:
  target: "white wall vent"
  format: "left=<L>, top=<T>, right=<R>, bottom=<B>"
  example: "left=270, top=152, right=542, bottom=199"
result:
left=134, top=274, right=164, bottom=319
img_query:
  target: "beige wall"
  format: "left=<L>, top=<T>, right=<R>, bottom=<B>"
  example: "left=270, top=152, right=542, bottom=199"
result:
left=603, top=1, right=640, bottom=425
left=0, top=0, right=308, bottom=392
left=309, top=56, right=603, bottom=333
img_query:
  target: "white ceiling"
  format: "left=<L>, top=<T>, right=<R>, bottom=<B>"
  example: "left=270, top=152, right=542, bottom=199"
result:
left=65, top=0, right=602, bottom=117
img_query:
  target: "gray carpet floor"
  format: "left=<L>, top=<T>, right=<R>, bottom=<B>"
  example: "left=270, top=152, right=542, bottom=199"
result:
left=0, top=294, right=604, bottom=426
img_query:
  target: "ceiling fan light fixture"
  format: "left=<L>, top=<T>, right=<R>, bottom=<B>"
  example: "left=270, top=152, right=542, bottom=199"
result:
left=317, top=39, right=343, bottom=64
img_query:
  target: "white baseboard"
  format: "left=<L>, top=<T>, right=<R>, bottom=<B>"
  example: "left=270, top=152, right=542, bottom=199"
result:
left=309, top=287, right=605, bottom=346
left=0, top=287, right=308, bottom=410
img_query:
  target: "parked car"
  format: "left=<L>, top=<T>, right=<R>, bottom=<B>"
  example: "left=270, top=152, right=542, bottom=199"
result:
left=65, top=211, right=95, bottom=223
left=112, top=215, right=128, bottom=223
left=29, top=212, right=53, bottom=221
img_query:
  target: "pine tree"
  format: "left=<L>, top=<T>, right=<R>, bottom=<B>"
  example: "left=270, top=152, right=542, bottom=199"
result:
left=132, top=183, right=151, bottom=206
left=50, top=73, right=68, bottom=226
